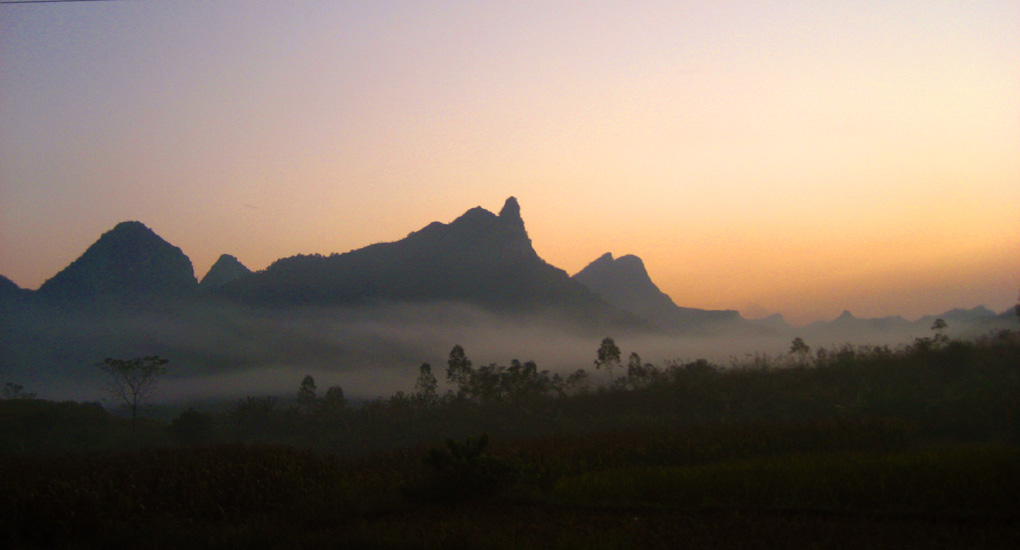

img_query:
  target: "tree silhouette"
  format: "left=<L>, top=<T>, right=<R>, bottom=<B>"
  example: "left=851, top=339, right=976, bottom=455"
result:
left=320, top=385, right=346, bottom=417
left=790, top=337, right=811, bottom=357
left=595, top=337, right=621, bottom=383
left=98, top=355, right=168, bottom=431
left=446, top=345, right=474, bottom=399
left=414, top=363, right=439, bottom=407
left=931, top=318, right=949, bottom=347
left=296, top=375, right=318, bottom=413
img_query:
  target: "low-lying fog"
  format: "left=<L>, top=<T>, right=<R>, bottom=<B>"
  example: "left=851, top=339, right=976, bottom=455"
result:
left=4, top=300, right=1003, bottom=405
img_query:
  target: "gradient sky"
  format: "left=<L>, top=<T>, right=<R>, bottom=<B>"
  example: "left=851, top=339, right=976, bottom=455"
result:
left=1, top=1, right=1017, bottom=326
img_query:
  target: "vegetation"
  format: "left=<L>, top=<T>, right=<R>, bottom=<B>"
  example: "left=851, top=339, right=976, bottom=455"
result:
left=97, top=355, right=168, bottom=431
left=2, top=329, right=1019, bottom=548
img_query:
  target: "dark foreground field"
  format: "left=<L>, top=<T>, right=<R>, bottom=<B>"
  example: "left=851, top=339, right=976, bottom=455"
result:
left=3, top=332, right=1019, bottom=548
left=3, top=432, right=1018, bottom=549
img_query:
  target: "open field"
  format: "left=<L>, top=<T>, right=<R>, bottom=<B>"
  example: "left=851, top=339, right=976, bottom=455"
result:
left=2, top=331, right=1018, bottom=548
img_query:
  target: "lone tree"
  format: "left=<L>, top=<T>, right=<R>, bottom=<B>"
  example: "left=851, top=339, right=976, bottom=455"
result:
left=595, top=337, right=621, bottom=383
left=98, top=355, right=168, bottom=430
left=931, top=318, right=949, bottom=346
left=296, top=374, right=318, bottom=413
left=790, top=337, right=811, bottom=356
left=414, top=362, right=439, bottom=408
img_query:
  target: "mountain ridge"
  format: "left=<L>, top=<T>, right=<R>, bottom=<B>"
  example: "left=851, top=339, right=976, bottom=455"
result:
left=35, top=221, right=198, bottom=303
left=215, top=197, right=628, bottom=324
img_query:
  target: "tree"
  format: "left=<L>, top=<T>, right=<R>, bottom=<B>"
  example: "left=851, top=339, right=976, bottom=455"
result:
left=595, top=337, right=621, bottom=384
left=626, top=352, right=655, bottom=388
left=413, top=363, right=439, bottom=408
left=790, top=337, right=811, bottom=364
left=322, top=385, right=346, bottom=414
left=170, top=407, right=212, bottom=445
left=296, top=375, right=318, bottom=413
left=2, top=382, right=36, bottom=400
left=97, top=355, right=168, bottom=430
left=446, top=345, right=474, bottom=399
left=565, top=369, right=591, bottom=394
left=931, top=318, right=949, bottom=347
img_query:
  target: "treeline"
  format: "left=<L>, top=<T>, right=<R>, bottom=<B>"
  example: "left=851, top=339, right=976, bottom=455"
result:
left=2, top=328, right=1018, bottom=456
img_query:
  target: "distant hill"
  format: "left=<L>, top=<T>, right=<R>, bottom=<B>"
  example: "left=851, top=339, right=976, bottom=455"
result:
left=0, top=274, right=28, bottom=299
left=218, top=198, right=627, bottom=322
left=572, top=252, right=745, bottom=332
left=199, top=254, right=252, bottom=289
left=0, top=274, right=32, bottom=311
left=916, top=306, right=998, bottom=329
left=36, top=221, right=198, bottom=303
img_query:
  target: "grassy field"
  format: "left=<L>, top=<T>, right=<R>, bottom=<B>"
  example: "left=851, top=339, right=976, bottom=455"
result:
left=2, top=422, right=1018, bottom=548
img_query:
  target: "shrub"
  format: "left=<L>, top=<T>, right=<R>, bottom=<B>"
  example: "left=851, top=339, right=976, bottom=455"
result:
left=407, top=434, right=519, bottom=504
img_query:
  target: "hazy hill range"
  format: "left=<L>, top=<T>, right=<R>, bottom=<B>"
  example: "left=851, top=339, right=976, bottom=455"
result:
left=761, top=306, right=1012, bottom=347
left=0, top=198, right=1014, bottom=401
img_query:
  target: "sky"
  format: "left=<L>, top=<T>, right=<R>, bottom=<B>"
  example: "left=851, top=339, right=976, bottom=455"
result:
left=1, top=0, right=1017, bottom=326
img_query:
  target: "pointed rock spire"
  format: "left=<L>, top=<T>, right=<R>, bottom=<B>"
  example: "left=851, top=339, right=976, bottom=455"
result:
left=498, top=196, right=524, bottom=232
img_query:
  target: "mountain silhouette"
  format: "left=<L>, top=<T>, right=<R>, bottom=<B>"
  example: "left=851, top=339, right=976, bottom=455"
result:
left=200, top=254, right=252, bottom=289
left=36, top=221, right=198, bottom=303
left=572, top=253, right=680, bottom=326
left=0, top=274, right=31, bottom=309
left=218, top=198, right=625, bottom=321
left=572, top=252, right=744, bottom=332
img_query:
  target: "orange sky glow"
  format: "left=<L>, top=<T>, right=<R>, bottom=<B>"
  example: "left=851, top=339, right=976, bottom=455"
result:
left=1, top=1, right=1017, bottom=326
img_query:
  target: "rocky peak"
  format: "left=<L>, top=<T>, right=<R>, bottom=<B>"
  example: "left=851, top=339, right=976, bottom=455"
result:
left=498, top=196, right=525, bottom=231
left=37, top=221, right=197, bottom=302
left=613, top=254, right=650, bottom=277
left=835, top=310, right=856, bottom=322
left=200, top=254, right=252, bottom=289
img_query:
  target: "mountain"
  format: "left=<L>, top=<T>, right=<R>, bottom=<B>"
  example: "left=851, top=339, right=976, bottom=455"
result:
left=36, top=221, right=198, bottom=303
left=916, top=306, right=998, bottom=328
left=571, top=252, right=744, bottom=332
left=0, top=274, right=32, bottom=310
left=0, top=274, right=28, bottom=299
left=572, top=253, right=681, bottom=327
left=200, top=254, right=252, bottom=289
left=751, top=313, right=792, bottom=332
left=219, top=198, right=626, bottom=322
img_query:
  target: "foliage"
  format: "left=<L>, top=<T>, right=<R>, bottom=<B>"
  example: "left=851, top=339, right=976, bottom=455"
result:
left=296, top=374, right=317, bottom=413
left=230, top=395, right=290, bottom=442
left=169, top=407, right=213, bottom=446
left=319, top=385, right=347, bottom=416
left=551, top=445, right=1020, bottom=515
left=594, top=336, right=622, bottom=382
left=443, top=346, right=556, bottom=406
left=0, top=399, right=113, bottom=454
left=2, top=382, right=36, bottom=400
left=445, top=344, right=473, bottom=399
left=97, top=355, right=168, bottom=430
left=789, top=336, right=811, bottom=357
left=2, top=420, right=1017, bottom=548
left=409, top=433, right=519, bottom=504
left=413, top=362, right=439, bottom=407
left=6, top=331, right=1020, bottom=546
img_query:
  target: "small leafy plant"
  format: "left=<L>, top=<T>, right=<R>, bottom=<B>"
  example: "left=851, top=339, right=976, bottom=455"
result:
left=409, top=434, right=519, bottom=504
